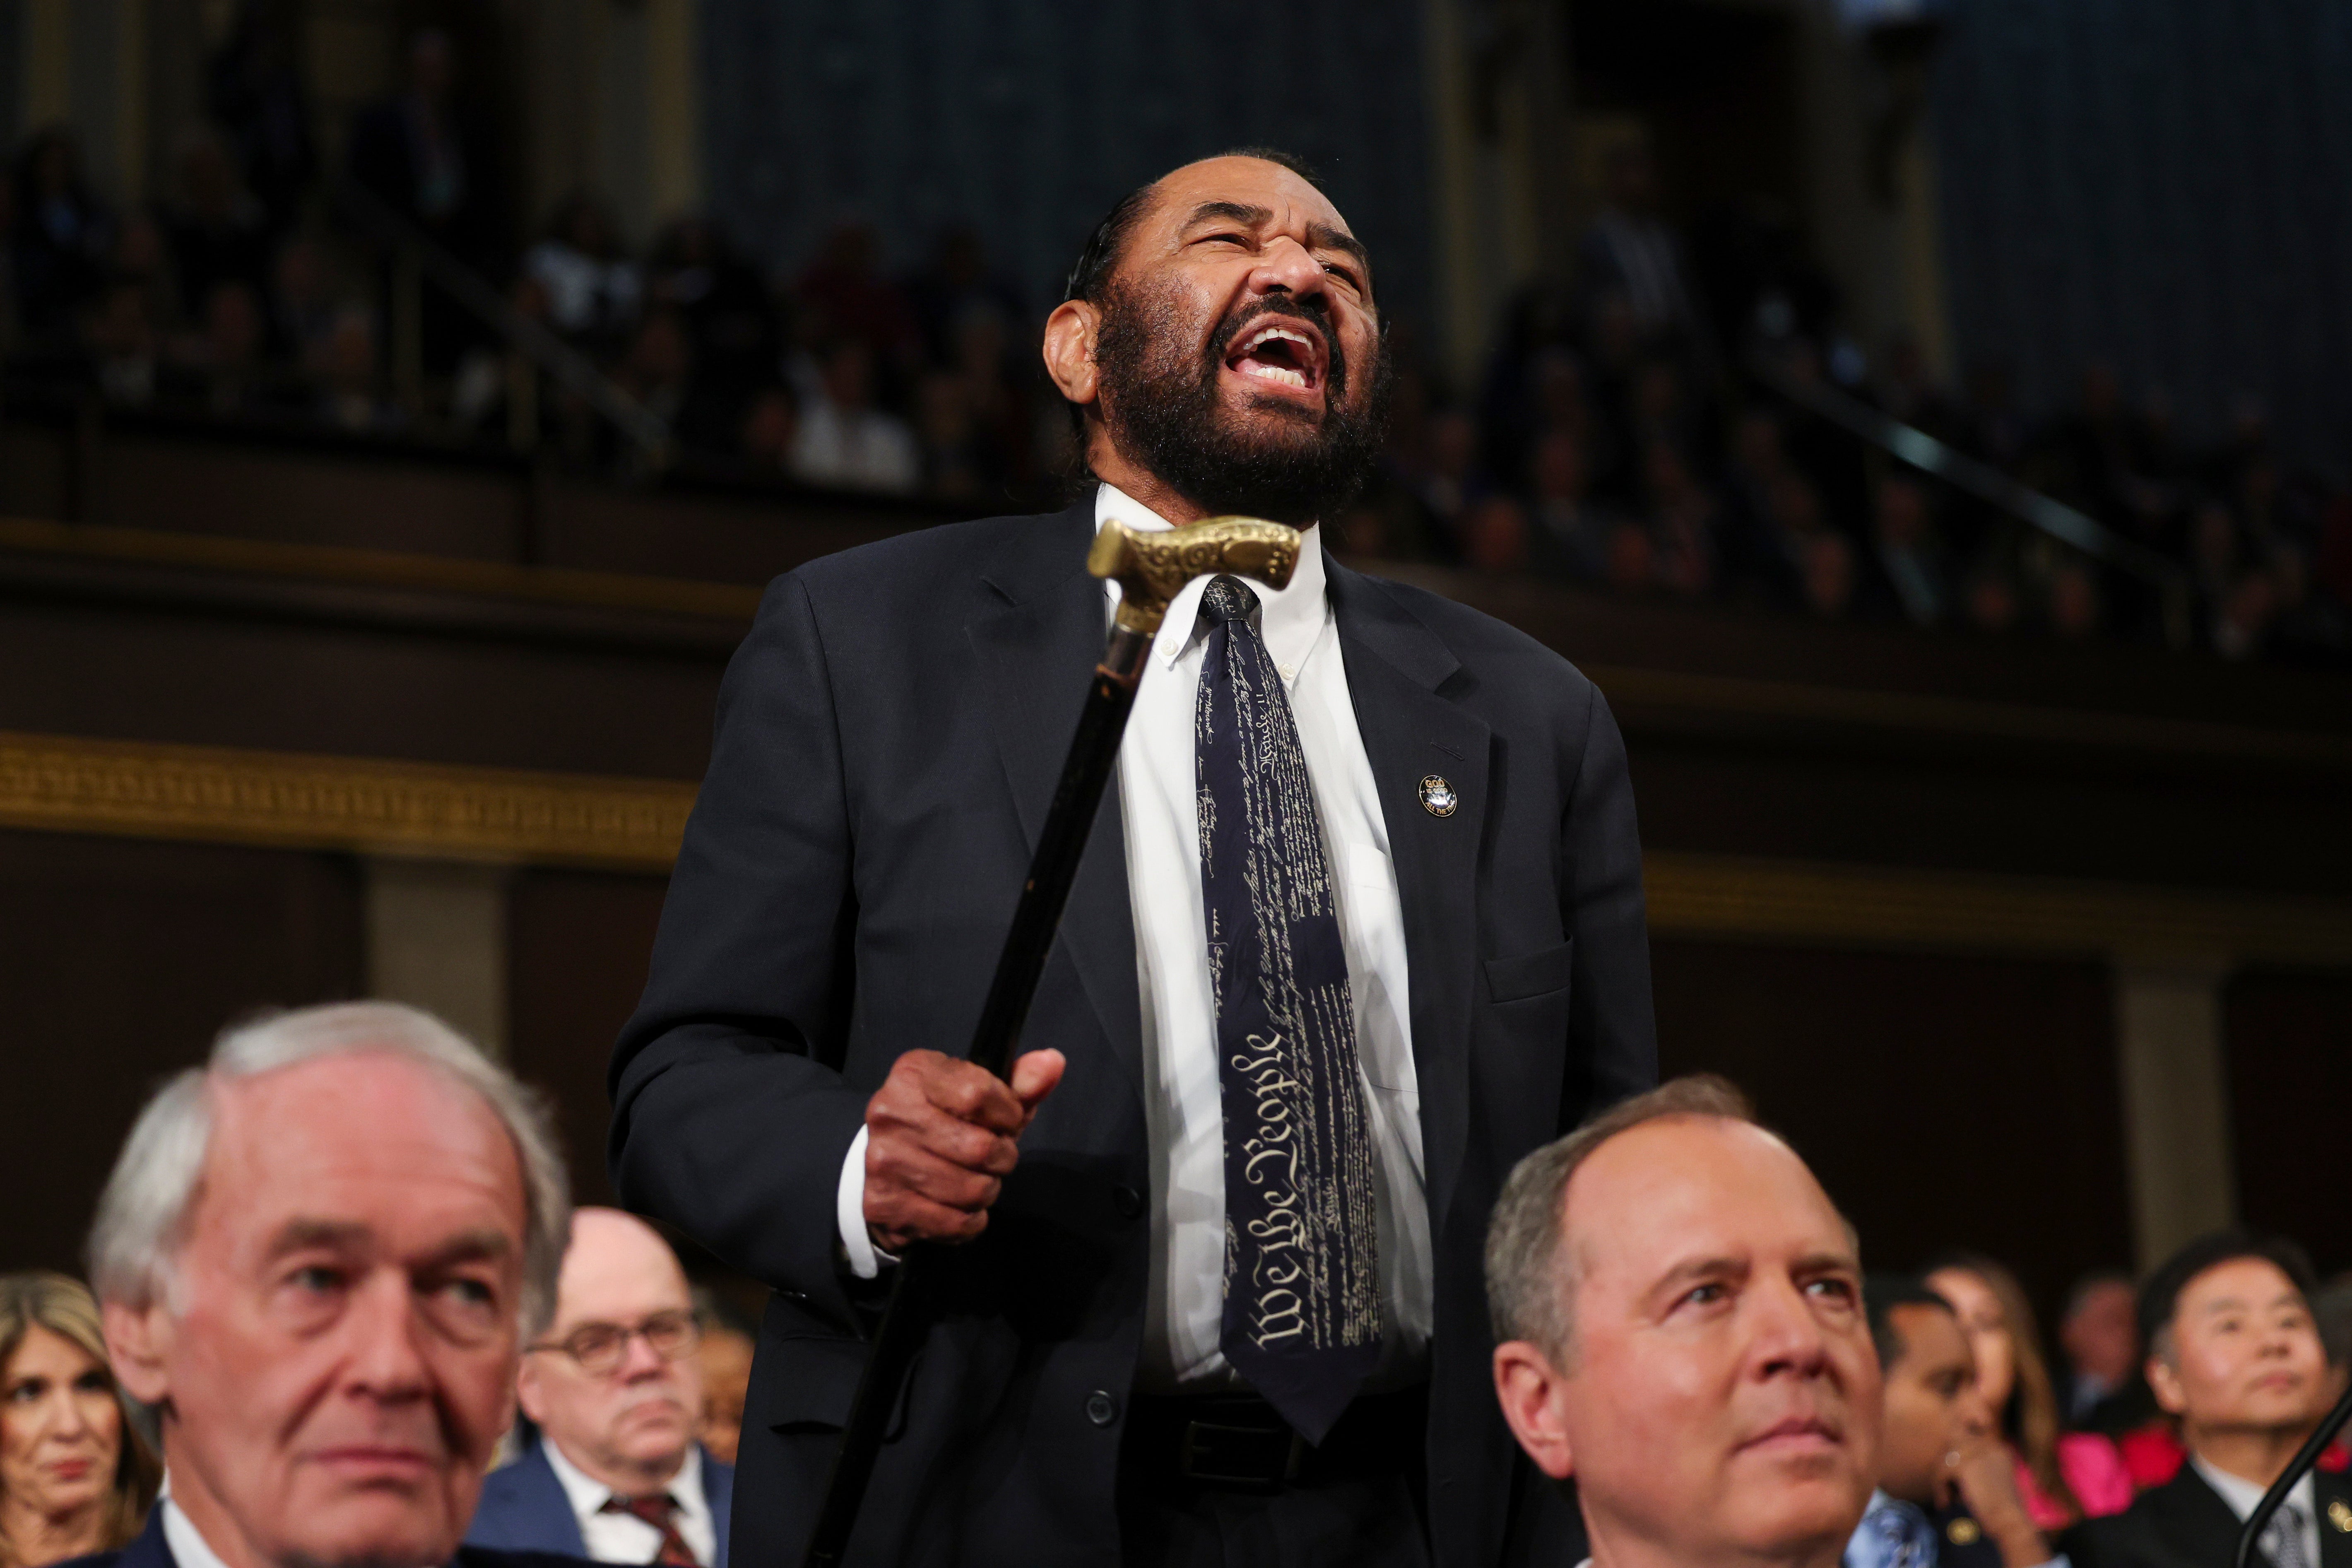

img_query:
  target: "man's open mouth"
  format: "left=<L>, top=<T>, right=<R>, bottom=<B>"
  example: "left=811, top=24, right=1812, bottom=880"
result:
left=1225, top=319, right=1328, bottom=393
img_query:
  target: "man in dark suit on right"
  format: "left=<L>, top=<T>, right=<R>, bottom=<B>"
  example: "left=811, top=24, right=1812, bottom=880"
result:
left=2070, top=1231, right=2350, bottom=1568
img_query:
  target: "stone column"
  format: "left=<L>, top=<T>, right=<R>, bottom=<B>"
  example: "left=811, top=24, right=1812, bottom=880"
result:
left=364, top=857, right=510, bottom=1059
left=2114, top=958, right=2237, bottom=1272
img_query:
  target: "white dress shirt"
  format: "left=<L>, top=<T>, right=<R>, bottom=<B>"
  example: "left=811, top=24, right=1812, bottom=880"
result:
left=160, top=1500, right=239, bottom=1568
left=2194, top=1453, right=2319, bottom=1568
left=838, top=483, right=1431, bottom=1395
left=544, top=1438, right=717, bottom=1567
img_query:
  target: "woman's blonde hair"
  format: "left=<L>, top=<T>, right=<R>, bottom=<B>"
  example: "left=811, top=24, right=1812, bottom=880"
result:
left=1927, top=1251, right=2080, bottom=1521
left=0, top=1272, right=159, bottom=1565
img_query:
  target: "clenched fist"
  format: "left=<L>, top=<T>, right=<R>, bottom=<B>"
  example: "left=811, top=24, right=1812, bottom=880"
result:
left=862, top=1048, right=1065, bottom=1255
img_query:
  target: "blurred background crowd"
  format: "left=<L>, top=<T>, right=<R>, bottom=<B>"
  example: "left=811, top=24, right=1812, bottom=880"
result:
left=4, top=12, right=2346, bottom=666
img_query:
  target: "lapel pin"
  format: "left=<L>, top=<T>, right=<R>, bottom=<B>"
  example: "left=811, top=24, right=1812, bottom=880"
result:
left=1945, top=1519, right=1981, bottom=1546
left=1419, top=775, right=1457, bottom=817
left=2330, top=1499, right=2352, bottom=1533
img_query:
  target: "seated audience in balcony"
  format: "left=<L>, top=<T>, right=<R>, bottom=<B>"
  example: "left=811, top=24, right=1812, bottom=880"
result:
left=0, top=1274, right=159, bottom=1568
left=10, top=128, right=112, bottom=352
left=469, top=1209, right=731, bottom=1568
left=788, top=337, right=919, bottom=495
left=313, top=305, right=397, bottom=434
left=203, top=0, right=318, bottom=239
left=2069, top=1231, right=2339, bottom=1568
left=1862, top=474, right=1948, bottom=628
left=646, top=216, right=779, bottom=441
left=1525, top=425, right=1616, bottom=583
left=794, top=221, right=922, bottom=386
left=525, top=194, right=642, bottom=361
left=81, top=1001, right=573, bottom=1568
left=1927, top=1254, right=2135, bottom=1531
left=81, top=282, right=159, bottom=409
left=161, top=127, right=273, bottom=327
left=1489, top=1076, right=1878, bottom=1568
left=1851, top=1276, right=2064, bottom=1568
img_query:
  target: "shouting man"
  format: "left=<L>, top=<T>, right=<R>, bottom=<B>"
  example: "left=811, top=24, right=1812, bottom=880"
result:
left=612, top=150, right=1655, bottom=1566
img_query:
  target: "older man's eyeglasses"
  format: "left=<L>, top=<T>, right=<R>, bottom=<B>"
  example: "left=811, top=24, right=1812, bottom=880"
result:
left=527, top=1310, right=701, bottom=1377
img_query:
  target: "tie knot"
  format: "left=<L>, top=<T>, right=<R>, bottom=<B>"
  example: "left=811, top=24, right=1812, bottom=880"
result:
left=604, top=1493, right=677, bottom=1527
left=1198, top=575, right=1257, bottom=627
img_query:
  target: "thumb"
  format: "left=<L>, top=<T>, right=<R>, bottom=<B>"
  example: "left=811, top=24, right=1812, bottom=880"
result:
left=1009, top=1048, right=1066, bottom=1115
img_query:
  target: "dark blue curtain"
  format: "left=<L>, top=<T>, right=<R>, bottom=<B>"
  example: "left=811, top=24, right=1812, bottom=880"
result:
left=1932, top=0, right=2352, bottom=467
left=698, top=0, right=1434, bottom=337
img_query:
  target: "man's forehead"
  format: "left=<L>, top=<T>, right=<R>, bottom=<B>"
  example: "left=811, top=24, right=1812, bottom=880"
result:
left=1564, top=1117, right=1850, bottom=1280
left=2184, top=1256, right=2301, bottom=1313
left=201, top=1053, right=525, bottom=1241
left=1149, top=156, right=1353, bottom=237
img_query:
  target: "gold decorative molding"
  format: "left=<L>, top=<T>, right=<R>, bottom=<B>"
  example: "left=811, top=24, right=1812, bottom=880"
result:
left=0, top=732, right=694, bottom=870
left=1645, top=850, right=2352, bottom=969
left=4, top=729, right=2347, bottom=968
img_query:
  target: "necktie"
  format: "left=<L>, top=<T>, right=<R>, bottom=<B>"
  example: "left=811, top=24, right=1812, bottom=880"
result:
left=601, top=1493, right=698, bottom=1567
left=1846, top=1497, right=1936, bottom=1568
left=2265, top=1500, right=2311, bottom=1568
left=1194, top=574, right=1380, bottom=1445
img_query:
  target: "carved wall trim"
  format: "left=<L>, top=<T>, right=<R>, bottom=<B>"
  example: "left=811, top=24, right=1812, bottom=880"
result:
left=1645, top=850, right=2352, bottom=968
left=0, top=731, right=693, bottom=870
left=5, top=730, right=2347, bottom=968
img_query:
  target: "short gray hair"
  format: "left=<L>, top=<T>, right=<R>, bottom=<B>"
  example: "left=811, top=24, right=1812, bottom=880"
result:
left=1484, top=1074, right=1760, bottom=1362
left=89, top=1002, right=572, bottom=1334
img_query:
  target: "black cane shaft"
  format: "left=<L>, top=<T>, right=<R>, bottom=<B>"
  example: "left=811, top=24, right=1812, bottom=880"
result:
left=802, top=626, right=1150, bottom=1568
left=2236, top=1376, right=2352, bottom=1568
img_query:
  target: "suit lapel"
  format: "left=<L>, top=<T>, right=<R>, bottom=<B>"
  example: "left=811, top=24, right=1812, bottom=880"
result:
left=1326, top=559, right=1489, bottom=1240
left=2163, top=1467, right=2270, bottom=1564
left=118, top=1511, right=175, bottom=1568
left=968, top=500, right=1143, bottom=1095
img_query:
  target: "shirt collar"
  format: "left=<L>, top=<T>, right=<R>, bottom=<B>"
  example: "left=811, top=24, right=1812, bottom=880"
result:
left=2192, top=1451, right=2315, bottom=1523
left=542, top=1429, right=698, bottom=1513
left=1092, top=483, right=1329, bottom=673
left=160, top=1500, right=238, bottom=1568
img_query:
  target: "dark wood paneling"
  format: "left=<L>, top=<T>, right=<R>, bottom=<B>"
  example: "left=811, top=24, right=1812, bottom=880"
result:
left=506, top=868, right=672, bottom=1210
left=0, top=831, right=361, bottom=1273
left=1653, top=938, right=2133, bottom=1324
left=2228, top=970, right=2352, bottom=1277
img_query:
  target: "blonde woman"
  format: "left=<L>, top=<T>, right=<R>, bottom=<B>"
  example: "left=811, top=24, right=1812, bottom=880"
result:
left=0, top=1274, right=158, bottom=1568
left=1926, top=1252, right=2135, bottom=1529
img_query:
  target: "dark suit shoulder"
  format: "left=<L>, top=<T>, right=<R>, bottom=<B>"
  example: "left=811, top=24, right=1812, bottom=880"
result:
left=1334, top=565, right=1608, bottom=736
left=50, top=1554, right=127, bottom=1568
left=454, top=1549, right=600, bottom=1568
left=2067, top=1466, right=2239, bottom=1568
left=785, top=506, right=1077, bottom=605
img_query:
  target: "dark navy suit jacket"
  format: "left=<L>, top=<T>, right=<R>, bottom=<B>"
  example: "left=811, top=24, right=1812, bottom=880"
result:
left=465, top=1440, right=733, bottom=1568
left=62, top=1508, right=589, bottom=1568
left=610, top=500, right=1658, bottom=1566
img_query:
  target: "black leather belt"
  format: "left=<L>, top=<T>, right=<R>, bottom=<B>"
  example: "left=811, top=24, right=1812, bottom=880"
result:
left=1119, top=1384, right=1428, bottom=1494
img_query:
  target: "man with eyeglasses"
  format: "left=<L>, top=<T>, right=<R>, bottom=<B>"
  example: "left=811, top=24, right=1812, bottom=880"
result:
left=468, top=1210, right=733, bottom=1568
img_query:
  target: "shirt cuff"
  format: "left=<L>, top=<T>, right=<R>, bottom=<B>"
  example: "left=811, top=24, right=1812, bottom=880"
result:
left=835, top=1125, right=898, bottom=1279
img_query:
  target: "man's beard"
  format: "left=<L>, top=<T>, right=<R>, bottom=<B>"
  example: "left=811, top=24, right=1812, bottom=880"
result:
left=1091, top=283, right=1391, bottom=527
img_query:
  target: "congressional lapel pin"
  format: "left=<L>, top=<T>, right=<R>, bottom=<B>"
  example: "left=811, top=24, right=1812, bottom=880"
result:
left=2329, top=1498, right=2352, bottom=1533
left=1945, top=1518, right=1981, bottom=1546
left=1419, top=774, right=1458, bottom=817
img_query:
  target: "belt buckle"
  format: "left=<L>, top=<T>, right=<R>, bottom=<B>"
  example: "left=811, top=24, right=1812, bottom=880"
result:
left=1176, top=1416, right=1307, bottom=1491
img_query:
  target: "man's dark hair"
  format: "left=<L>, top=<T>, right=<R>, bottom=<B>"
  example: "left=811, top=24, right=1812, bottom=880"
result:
left=1062, top=147, right=1330, bottom=306
left=1867, top=1274, right=1957, bottom=1373
left=2138, top=1228, right=2319, bottom=1361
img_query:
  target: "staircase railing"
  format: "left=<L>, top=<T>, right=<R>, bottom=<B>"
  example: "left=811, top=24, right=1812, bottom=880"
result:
left=1749, top=352, right=2195, bottom=648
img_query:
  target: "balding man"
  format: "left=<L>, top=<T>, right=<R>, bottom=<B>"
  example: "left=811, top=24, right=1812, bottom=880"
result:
left=1486, top=1076, right=1881, bottom=1568
left=76, top=1003, right=579, bottom=1568
left=468, top=1210, right=732, bottom=1568
left=613, top=149, right=1656, bottom=1566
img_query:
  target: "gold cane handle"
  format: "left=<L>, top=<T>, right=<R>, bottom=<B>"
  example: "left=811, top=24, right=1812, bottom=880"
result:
left=1088, top=516, right=1301, bottom=637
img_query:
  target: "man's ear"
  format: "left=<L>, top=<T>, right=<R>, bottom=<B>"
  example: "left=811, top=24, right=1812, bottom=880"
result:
left=515, top=1352, right=549, bottom=1427
left=1041, top=299, right=1100, bottom=409
left=1493, top=1339, right=1576, bottom=1480
left=2146, top=1352, right=2186, bottom=1417
left=103, top=1299, right=173, bottom=1408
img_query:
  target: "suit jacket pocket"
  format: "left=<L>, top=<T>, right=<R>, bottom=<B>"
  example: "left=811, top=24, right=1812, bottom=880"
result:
left=1483, top=939, right=1575, bottom=1004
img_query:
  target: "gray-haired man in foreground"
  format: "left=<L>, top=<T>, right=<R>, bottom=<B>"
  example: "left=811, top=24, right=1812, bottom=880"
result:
left=75, top=1002, right=584, bottom=1568
left=1485, top=1076, right=1882, bottom=1568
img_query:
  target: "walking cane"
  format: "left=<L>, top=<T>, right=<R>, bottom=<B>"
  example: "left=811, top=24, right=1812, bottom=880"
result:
left=800, top=514, right=1301, bottom=1568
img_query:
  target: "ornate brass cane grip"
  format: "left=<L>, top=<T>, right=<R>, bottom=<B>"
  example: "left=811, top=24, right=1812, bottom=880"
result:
left=1088, top=516, right=1301, bottom=637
